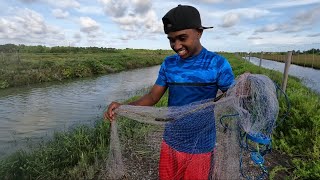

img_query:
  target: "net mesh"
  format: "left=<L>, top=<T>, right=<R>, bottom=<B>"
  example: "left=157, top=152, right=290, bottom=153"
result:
left=103, top=73, right=279, bottom=179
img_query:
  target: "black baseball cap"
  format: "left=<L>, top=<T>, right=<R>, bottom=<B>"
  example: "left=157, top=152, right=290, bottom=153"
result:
left=162, top=5, right=213, bottom=34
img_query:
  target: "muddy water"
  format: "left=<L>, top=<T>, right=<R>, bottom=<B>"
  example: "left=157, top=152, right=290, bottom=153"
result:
left=0, top=65, right=160, bottom=158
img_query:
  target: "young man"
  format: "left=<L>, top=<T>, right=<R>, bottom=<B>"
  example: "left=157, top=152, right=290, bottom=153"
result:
left=105, top=4, right=234, bottom=180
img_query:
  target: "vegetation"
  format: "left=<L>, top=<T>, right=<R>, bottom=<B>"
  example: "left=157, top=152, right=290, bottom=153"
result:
left=247, top=50, right=320, bottom=70
left=225, top=53, right=320, bottom=179
left=0, top=44, right=172, bottom=89
left=0, top=51, right=319, bottom=179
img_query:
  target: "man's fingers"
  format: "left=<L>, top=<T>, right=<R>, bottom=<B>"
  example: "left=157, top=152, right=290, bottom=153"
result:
left=104, top=102, right=120, bottom=121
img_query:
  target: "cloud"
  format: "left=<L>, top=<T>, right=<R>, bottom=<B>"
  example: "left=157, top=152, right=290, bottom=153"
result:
left=69, top=32, right=82, bottom=46
left=79, top=17, right=100, bottom=33
left=0, top=8, right=64, bottom=45
left=19, top=0, right=38, bottom=3
left=76, top=5, right=104, bottom=15
left=78, top=16, right=105, bottom=44
left=98, top=0, right=128, bottom=17
left=248, top=36, right=263, bottom=40
left=293, top=6, right=320, bottom=25
left=220, top=8, right=270, bottom=28
left=308, top=33, right=320, bottom=37
left=255, top=24, right=281, bottom=33
left=261, top=0, right=320, bottom=9
left=193, top=0, right=224, bottom=3
left=98, top=0, right=162, bottom=36
left=52, top=9, right=69, bottom=19
left=229, top=31, right=242, bottom=36
left=254, top=6, right=320, bottom=34
left=19, top=0, right=80, bottom=9
left=196, top=0, right=246, bottom=4
left=221, top=13, right=240, bottom=27
left=133, top=0, right=152, bottom=14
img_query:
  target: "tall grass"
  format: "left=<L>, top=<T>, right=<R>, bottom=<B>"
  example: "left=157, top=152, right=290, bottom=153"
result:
left=223, top=53, right=320, bottom=179
left=0, top=49, right=173, bottom=89
left=249, top=52, right=320, bottom=69
left=0, top=121, right=110, bottom=179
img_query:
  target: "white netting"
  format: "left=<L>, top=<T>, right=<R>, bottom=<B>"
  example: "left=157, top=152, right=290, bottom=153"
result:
left=103, top=73, right=279, bottom=179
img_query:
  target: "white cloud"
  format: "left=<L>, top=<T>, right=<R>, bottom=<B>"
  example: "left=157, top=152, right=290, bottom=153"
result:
left=248, top=36, right=263, bottom=40
left=249, top=34, right=308, bottom=45
left=76, top=5, right=104, bottom=15
left=199, top=0, right=224, bottom=3
left=229, top=31, right=242, bottom=36
left=293, top=6, right=320, bottom=25
left=221, top=13, right=240, bottom=27
left=98, top=0, right=162, bottom=36
left=219, top=8, right=270, bottom=28
left=79, top=17, right=100, bottom=33
left=19, top=0, right=80, bottom=9
left=308, top=33, right=320, bottom=37
left=255, top=24, right=281, bottom=33
left=47, top=0, right=80, bottom=9
left=98, top=0, right=128, bottom=17
left=133, top=0, right=152, bottom=14
left=0, top=8, right=64, bottom=45
left=254, top=6, right=320, bottom=34
left=52, top=9, right=69, bottom=19
left=261, top=0, right=320, bottom=9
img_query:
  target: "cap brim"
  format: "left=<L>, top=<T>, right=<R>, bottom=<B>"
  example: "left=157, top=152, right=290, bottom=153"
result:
left=199, top=26, right=214, bottom=30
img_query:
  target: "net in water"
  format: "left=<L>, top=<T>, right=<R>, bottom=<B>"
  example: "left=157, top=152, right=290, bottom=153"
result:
left=103, top=73, right=279, bottom=179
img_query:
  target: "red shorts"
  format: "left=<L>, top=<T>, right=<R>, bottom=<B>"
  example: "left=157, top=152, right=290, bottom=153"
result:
left=159, top=140, right=215, bottom=180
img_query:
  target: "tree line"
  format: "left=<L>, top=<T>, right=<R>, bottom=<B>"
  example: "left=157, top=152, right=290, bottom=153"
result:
left=0, top=44, right=118, bottom=53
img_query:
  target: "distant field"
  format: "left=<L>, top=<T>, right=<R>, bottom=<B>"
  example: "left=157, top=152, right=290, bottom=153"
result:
left=250, top=53, right=320, bottom=69
left=0, top=49, right=173, bottom=89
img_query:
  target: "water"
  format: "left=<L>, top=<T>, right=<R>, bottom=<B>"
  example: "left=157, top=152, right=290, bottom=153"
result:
left=0, top=65, right=160, bottom=158
left=244, top=57, right=320, bottom=94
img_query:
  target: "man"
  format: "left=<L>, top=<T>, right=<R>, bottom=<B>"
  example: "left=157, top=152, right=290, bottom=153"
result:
left=105, top=4, right=234, bottom=180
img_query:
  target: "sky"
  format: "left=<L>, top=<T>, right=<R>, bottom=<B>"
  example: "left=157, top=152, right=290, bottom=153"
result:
left=0, top=0, right=319, bottom=52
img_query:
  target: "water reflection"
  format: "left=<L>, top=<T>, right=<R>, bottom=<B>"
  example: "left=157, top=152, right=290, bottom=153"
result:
left=0, top=65, right=160, bottom=158
left=244, top=57, right=320, bottom=94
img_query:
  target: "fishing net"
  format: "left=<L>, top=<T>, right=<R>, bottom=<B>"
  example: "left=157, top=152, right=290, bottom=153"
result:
left=103, top=73, right=279, bottom=179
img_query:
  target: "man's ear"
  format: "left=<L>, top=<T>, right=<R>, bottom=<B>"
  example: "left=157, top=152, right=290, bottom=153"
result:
left=196, top=29, right=203, bottom=38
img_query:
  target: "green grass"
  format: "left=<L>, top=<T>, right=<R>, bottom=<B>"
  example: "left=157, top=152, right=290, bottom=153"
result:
left=223, top=53, right=320, bottom=179
left=0, top=121, right=110, bottom=179
left=0, top=49, right=173, bottom=89
left=247, top=52, right=320, bottom=69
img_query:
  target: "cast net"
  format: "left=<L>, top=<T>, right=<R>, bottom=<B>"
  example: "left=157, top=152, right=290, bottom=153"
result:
left=102, top=73, right=279, bottom=179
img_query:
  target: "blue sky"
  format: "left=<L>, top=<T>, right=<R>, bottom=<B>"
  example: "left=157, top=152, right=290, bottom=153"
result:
left=0, top=0, right=319, bottom=52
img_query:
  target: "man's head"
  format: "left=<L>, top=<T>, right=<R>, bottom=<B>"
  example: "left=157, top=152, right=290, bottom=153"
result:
left=162, top=5, right=213, bottom=59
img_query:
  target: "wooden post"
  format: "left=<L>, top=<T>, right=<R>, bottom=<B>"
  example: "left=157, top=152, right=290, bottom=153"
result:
left=282, top=51, right=292, bottom=92
left=259, top=51, right=263, bottom=68
left=312, top=48, right=315, bottom=69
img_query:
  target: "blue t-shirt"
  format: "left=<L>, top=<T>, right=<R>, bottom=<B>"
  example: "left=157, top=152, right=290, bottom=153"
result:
left=155, top=47, right=234, bottom=153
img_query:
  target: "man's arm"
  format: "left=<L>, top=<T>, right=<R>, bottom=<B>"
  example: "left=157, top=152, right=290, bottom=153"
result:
left=128, top=84, right=167, bottom=106
left=105, top=84, right=167, bottom=121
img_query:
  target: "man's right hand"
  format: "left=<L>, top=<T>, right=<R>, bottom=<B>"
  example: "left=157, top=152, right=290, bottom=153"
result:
left=104, top=101, right=121, bottom=121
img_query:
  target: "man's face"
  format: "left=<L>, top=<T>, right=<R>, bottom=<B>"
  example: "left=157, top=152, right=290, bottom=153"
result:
left=167, top=29, right=202, bottom=59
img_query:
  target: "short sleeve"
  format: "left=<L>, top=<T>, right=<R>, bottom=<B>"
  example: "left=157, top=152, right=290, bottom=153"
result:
left=155, top=60, right=167, bottom=87
left=217, top=57, right=235, bottom=92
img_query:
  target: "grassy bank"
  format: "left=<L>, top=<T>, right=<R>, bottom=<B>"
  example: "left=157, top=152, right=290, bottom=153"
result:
left=224, top=53, right=320, bottom=179
left=0, top=49, right=172, bottom=89
left=0, top=53, right=319, bottom=179
left=248, top=52, right=320, bottom=70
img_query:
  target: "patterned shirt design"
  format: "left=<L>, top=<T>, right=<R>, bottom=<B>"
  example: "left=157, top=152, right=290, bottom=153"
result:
left=156, top=47, right=234, bottom=153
